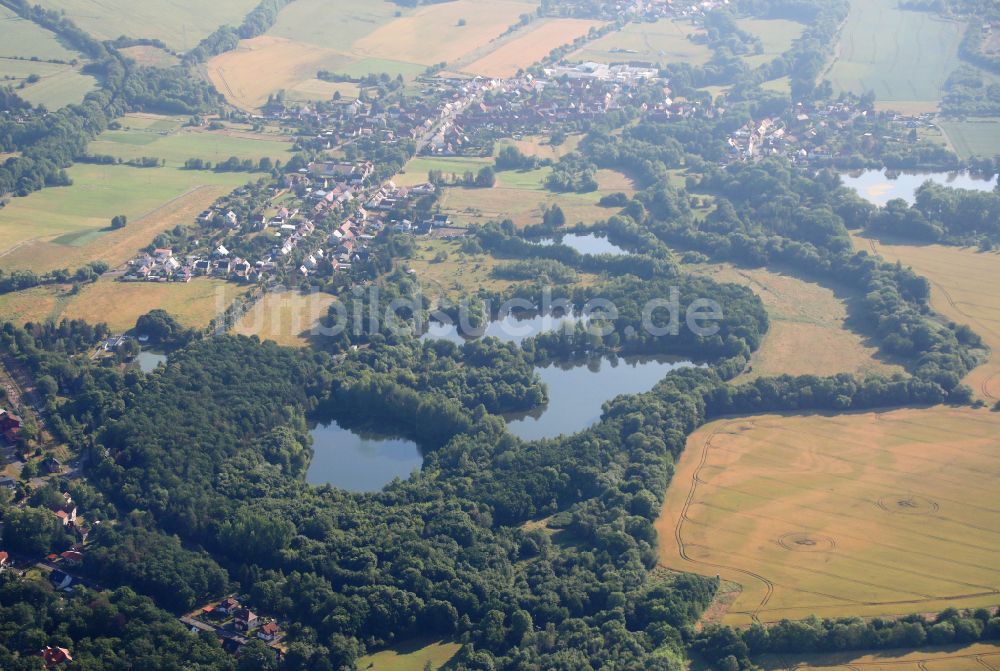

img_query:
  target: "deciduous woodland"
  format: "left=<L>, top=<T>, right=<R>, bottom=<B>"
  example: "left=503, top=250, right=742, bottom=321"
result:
left=0, top=0, right=998, bottom=669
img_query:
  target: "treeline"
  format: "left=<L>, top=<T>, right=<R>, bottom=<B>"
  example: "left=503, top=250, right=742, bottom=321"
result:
left=941, top=65, right=1000, bottom=117
left=184, top=156, right=280, bottom=172
left=863, top=181, right=1000, bottom=245
left=183, top=0, right=297, bottom=64
left=78, top=154, right=164, bottom=168
left=694, top=607, right=1000, bottom=671
left=0, top=261, right=107, bottom=294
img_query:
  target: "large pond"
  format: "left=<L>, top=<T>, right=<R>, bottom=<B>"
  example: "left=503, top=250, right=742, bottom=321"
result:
left=506, top=356, right=696, bottom=441
left=306, top=353, right=697, bottom=491
left=135, top=351, right=167, bottom=372
left=306, top=420, right=422, bottom=493
left=537, top=232, right=630, bottom=256
left=839, top=170, right=997, bottom=206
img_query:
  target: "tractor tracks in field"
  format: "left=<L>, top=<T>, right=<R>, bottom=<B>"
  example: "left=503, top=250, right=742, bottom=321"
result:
left=671, top=420, right=776, bottom=624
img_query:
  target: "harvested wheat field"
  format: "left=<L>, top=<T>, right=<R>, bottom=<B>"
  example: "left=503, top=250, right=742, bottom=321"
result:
left=233, top=291, right=337, bottom=347
left=688, top=264, right=902, bottom=380
left=206, top=36, right=351, bottom=110
left=463, top=18, right=606, bottom=78
left=854, top=234, right=1000, bottom=403
left=657, top=407, right=1000, bottom=627
left=757, top=642, right=1000, bottom=671
left=350, top=0, right=536, bottom=66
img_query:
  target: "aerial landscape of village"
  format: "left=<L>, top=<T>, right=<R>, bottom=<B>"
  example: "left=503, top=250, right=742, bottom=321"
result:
left=0, top=0, right=999, bottom=668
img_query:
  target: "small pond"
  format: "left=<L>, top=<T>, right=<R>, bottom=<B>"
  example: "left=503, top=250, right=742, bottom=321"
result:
left=306, top=420, right=422, bottom=493
left=421, top=312, right=588, bottom=345
left=135, top=351, right=167, bottom=372
left=536, top=232, right=630, bottom=256
left=839, top=170, right=997, bottom=206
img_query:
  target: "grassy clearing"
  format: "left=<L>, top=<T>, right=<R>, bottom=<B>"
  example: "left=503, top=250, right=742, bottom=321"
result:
left=852, top=234, right=1000, bottom=403
left=406, top=238, right=512, bottom=299
left=571, top=18, right=712, bottom=67
left=735, top=18, right=803, bottom=68
left=0, top=164, right=246, bottom=273
left=88, top=115, right=295, bottom=167
left=0, top=278, right=242, bottom=331
left=0, top=7, right=80, bottom=60
left=33, top=0, right=260, bottom=51
left=393, top=156, right=492, bottom=187
left=118, top=45, right=180, bottom=68
left=206, top=36, right=352, bottom=111
left=0, top=285, right=67, bottom=325
left=827, top=0, right=963, bottom=111
left=462, top=18, right=606, bottom=78
left=355, top=638, right=461, bottom=671
left=687, top=263, right=902, bottom=380
left=233, top=291, right=337, bottom=347
left=350, top=0, right=537, bottom=67
left=756, top=642, right=1000, bottom=670
left=494, top=134, right=582, bottom=161
left=657, top=407, right=1000, bottom=626
left=435, top=166, right=636, bottom=228
left=939, top=118, right=1000, bottom=159
left=59, top=277, right=242, bottom=332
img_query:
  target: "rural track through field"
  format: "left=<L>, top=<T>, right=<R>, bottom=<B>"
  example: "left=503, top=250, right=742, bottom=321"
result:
left=670, top=420, right=776, bottom=624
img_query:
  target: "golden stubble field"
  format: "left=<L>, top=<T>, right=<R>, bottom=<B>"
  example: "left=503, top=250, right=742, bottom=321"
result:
left=656, top=407, right=1000, bottom=627
left=688, top=263, right=902, bottom=380
left=757, top=642, right=1000, bottom=671
left=462, top=18, right=606, bottom=78
left=852, top=234, right=1000, bottom=403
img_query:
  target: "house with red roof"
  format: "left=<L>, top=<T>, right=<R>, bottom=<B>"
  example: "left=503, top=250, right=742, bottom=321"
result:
left=41, top=646, right=72, bottom=667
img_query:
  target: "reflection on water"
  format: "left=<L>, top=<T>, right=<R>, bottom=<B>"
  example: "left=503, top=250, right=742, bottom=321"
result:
left=506, top=356, right=696, bottom=441
left=306, top=420, right=422, bottom=493
left=537, top=232, right=630, bottom=256
left=840, top=170, right=997, bottom=206
left=421, top=312, right=589, bottom=345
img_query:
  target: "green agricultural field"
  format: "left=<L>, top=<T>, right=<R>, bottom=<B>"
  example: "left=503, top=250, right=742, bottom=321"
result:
left=88, top=117, right=295, bottom=168
left=939, top=118, right=1000, bottom=158
left=735, top=17, right=803, bottom=68
left=828, top=0, right=964, bottom=112
left=16, top=65, right=98, bottom=109
left=32, top=0, right=260, bottom=51
left=0, top=163, right=247, bottom=273
left=0, top=7, right=96, bottom=108
left=571, top=18, right=712, bottom=67
left=0, top=7, right=81, bottom=61
left=266, top=0, right=407, bottom=50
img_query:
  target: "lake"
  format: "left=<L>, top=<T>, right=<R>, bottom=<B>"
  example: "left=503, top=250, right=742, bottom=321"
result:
left=135, top=351, right=167, bottom=372
left=537, top=232, right=630, bottom=256
left=506, top=356, right=696, bottom=441
left=306, top=355, right=697, bottom=491
left=422, top=312, right=588, bottom=345
left=306, top=420, right=422, bottom=493
left=840, top=170, right=997, bottom=206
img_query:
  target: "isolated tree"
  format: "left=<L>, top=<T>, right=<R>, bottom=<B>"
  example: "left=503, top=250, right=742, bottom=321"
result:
left=475, top=166, right=496, bottom=188
left=111, top=214, right=127, bottom=229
